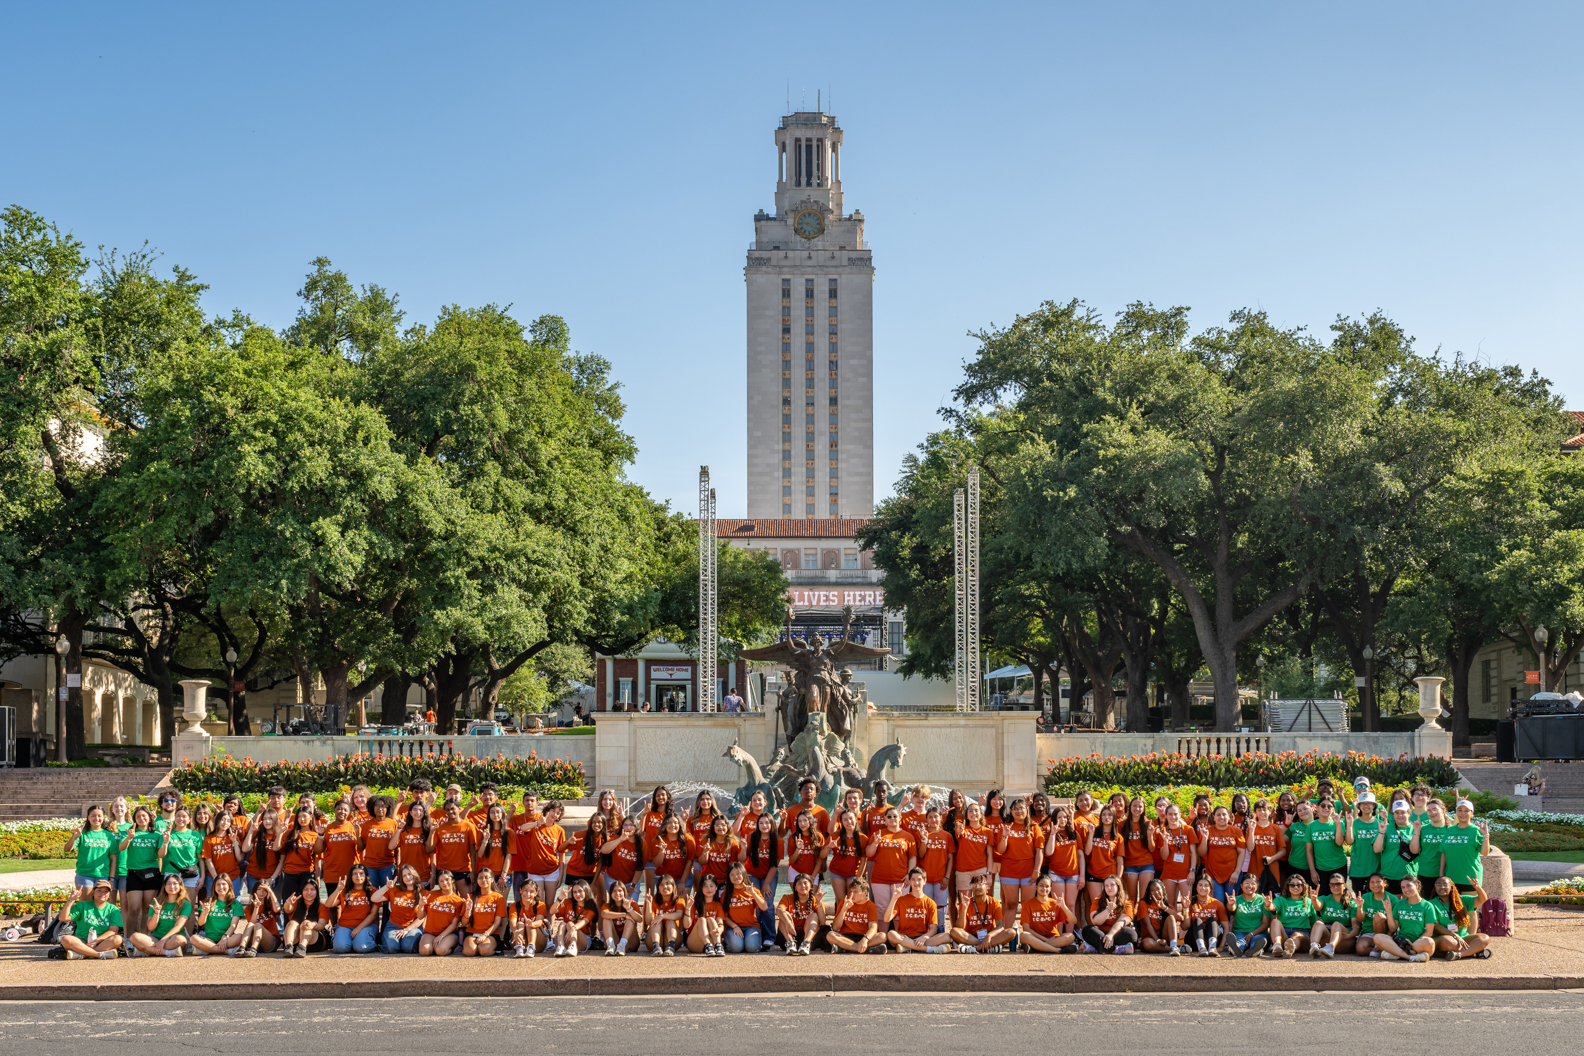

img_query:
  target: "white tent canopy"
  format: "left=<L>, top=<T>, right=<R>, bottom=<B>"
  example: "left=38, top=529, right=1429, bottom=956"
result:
left=983, top=665, right=1031, bottom=680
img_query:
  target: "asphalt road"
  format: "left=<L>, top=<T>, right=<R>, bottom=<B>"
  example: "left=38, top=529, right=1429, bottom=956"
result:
left=3, top=993, right=1583, bottom=1054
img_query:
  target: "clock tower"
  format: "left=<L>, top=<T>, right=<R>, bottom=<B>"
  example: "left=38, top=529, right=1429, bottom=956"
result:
left=744, top=109, right=874, bottom=520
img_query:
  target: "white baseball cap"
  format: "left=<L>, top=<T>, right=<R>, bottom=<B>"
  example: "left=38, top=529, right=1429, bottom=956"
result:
left=1354, top=776, right=1372, bottom=788
left=1356, top=792, right=1376, bottom=805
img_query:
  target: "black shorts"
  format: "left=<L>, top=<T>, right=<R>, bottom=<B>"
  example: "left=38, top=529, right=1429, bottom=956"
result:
left=127, top=868, right=161, bottom=892
left=277, top=871, right=315, bottom=903
left=1349, top=876, right=1371, bottom=895
left=173, top=865, right=200, bottom=881
left=1384, top=876, right=1407, bottom=897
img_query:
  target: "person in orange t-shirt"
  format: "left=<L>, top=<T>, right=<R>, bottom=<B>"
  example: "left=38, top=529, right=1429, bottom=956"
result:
left=732, top=789, right=768, bottom=840
left=949, top=871, right=1013, bottom=952
left=418, top=870, right=466, bottom=956
left=1198, top=805, right=1248, bottom=904
left=1017, top=874, right=1077, bottom=952
left=683, top=874, right=726, bottom=956
left=1184, top=873, right=1229, bottom=956
left=994, top=798, right=1043, bottom=928
left=1080, top=875, right=1138, bottom=953
left=645, top=814, right=694, bottom=885
left=645, top=873, right=686, bottom=956
left=953, top=802, right=994, bottom=895
left=776, top=872, right=826, bottom=955
left=513, top=802, right=566, bottom=892
left=202, top=812, right=243, bottom=890
left=1117, top=796, right=1157, bottom=906
left=828, top=877, right=883, bottom=952
left=864, top=807, right=918, bottom=908
left=635, top=786, right=673, bottom=896
left=821, top=809, right=862, bottom=898
left=473, top=804, right=511, bottom=882
left=1134, top=878, right=1185, bottom=954
left=551, top=878, right=599, bottom=957
left=900, top=786, right=933, bottom=845
left=695, top=816, right=740, bottom=885
left=392, top=802, right=434, bottom=886
left=316, top=800, right=362, bottom=887
left=860, top=782, right=894, bottom=840
left=326, top=863, right=379, bottom=954
left=359, top=796, right=399, bottom=887
left=779, top=780, right=830, bottom=841
left=426, top=803, right=479, bottom=892
left=562, top=815, right=607, bottom=895
left=1082, top=806, right=1124, bottom=908
left=884, top=867, right=951, bottom=951
left=1155, top=803, right=1198, bottom=906
left=721, top=861, right=770, bottom=953
left=461, top=868, right=508, bottom=957
left=509, top=878, right=550, bottom=957
left=915, top=808, right=955, bottom=926
left=372, top=863, right=428, bottom=953
left=1042, top=806, right=1084, bottom=929
left=1246, top=798, right=1287, bottom=895
left=599, top=878, right=647, bottom=955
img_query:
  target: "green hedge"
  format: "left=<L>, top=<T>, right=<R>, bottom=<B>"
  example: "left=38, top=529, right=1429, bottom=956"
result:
left=171, top=751, right=588, bottom=796
left=0, top=830, right=72, bottom=859
left=1044, top=750, right=1459, bottom=791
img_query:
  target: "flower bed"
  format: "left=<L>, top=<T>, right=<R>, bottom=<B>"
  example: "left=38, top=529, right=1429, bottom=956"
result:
left=1044, top=750, right=1459, bottom=791
left=171, top=752, right=587, bottom=796
left=0, top=885, right=73, bottom=918
left=1517, top=877, right=1584, bottom=907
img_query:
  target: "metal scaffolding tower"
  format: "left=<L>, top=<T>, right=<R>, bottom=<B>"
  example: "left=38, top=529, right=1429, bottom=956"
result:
left=698, top=466, right=718, bottom=713
left=954, top=466, right=981, bottom=712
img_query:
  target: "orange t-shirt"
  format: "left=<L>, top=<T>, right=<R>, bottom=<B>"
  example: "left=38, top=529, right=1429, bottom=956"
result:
left=1201, top=826, right=1246, bottom=882
left=726, top=886, right=760, bottom=926
left=861, top=805, right=891, bottom=838
left=868, top=830, right=917, bottom=885
left=282, top=829, right=320, bottom=874
left=361, top=818, right=397, bottom=869
left=962, top=896, right=1003, bottom=932
left=397, top=828, right=432, bottom=882
left=890, top=892, right=938, bottom=937
left=1020, top=896, right=1067, bottom=937
left=1188, top=897, right=1228, bottom=924
left=1086, top=831, right=1123, bottom=879
left=742, top=835, right=779, bottom=880
left=507, top=810, right=543, bottom=857
left=563, top=831, right=600, bottom=878
left=647, top=895, right=683, bottom=921
left=1089, top=896, right=1134, bottom=922
left=779, top=893, right=818, bottom=932
left=517, top=824, right=565, bottom=876
left=687, top=813, right=721, bottom=848
left=637, top=809, right=668, bottom=849
left=1134, top=900, right=1166, bottom=936
left=734, top=810, right=763, bottom=838
left=203, top=833, right=241, bottom=879
left=386, top=887, right=423, bottom=929
left=955, top=825, right=993, bottom=874
left=475, top=829, right=509, bottom=878
left=836, top=897, right=878, bottom=935
left=688, top=899, right=725, bottom=926
left=422, top=892, right=466, bottom=935
left=697, top=836, right=740, bottom=881
left=782, top=803, right=830, bottom=836
left=646, top=834, right=694, bottom=880
left=605, top=836, right=640, bottom=884
left=243, top=838, right=279, bottom=881
left=335, top=887, right=374, bottom=932
left=1157, top=824, right=1196, bottom=881
left=1249, top=823, right=1284, bottom=875
left=917, top=830, right=956, bottom=884
left=555, top=900, right=598, bottom=931
left=513, top=898, right=549, bottom=926
left=985, top=814, right=1007, bottom=853
left=432, top=821, right=478, bottom=874
left=900, top=810, right=931, bottom=845
left=998, top=822, right=1043, bottom=880
left=320, top=821, right=361, bottom=883
left=787, top=831, right=826, bottom=875
left=1046, top=828, right=1082, bottom=878
left=1120, top=824, right=1155, bottom=869
left=469, top=891, right=507, bottom=934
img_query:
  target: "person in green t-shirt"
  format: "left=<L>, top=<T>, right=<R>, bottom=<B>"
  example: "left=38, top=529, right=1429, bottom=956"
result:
left=1227, top=871, right=1273, bottom=958
left=190, top=875, right=248, bottom=955
left=66, top=806, right=117, bottom=894
left=109, top=796, right=133, bottom=891
left=1440, top=800, right=1491, bottom=889
left=1308, top=799, right=1349, bottom=886
left=1353, top=873, right=1394, bottom=957
left=1266, top=872, right=1321, bottom=957
left=1285, top=802, right=1312, bottom=887
left=1312, top=873, right=1361, bottom=958
left=154, top=790, right=181, bottom=833
left=1373, top=875, right=1447, bottom=962
left=159, top=807, right=204, bottom=897
left=1428, top=875, right=1493, bottom=959
left=50, top=880, right=124, bottom=960
left=1344, top=795, right=1384, bottom=893
left=130, top=874, right=191, bottom=957
left=1375, top=805, right=1421, bottom=893
left=1414, top=799, right=1450, bottom=878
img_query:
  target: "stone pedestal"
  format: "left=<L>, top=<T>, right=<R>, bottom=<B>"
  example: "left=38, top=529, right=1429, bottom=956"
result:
left=1482, top=848, right=1516, bottom=934
left=174, top=680, right=212, bottom=767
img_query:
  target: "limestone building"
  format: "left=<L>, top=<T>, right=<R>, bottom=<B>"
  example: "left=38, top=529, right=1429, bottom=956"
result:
left=745, top=109, right=874, bottom=519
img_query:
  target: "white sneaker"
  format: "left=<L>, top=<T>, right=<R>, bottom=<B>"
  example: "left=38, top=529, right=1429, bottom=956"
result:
left=1408, top=952, right=1428, bottom=963
left=524, top=945, right=535, bottom=958
left=554, top=944, right=567, bottom=958
left=958, top=943, right=979, bottom=954
left=1168, top=943, right=1181, bottom=956
left=1368, top=949, right=1381, bottom=958
left=65, top=950, right=83, bottom=960
left=567, top=943, right=578, bottom=957
left=513, top=944, right=526, bottom=958
left=164, top=948, right=180, bottom=958
left=98, top=950, right=116, bottom=960
left=616, top=941, right=627, bottom=956
left=1321, top=944, right=1334, bottom=960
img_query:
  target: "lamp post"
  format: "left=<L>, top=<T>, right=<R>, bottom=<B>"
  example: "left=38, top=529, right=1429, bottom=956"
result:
left=1362, top=645, right=1375, bottom=731
left=224, top=647, right=238, bottom=735
left=54, top=635, right=69, bottom=764
left=1535, top=625, right=1549, bottom=694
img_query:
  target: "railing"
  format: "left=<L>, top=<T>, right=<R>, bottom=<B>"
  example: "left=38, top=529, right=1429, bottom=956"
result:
left=351, top=737, right=459, bottom=758
left=1176, top=735, right=1271, bottom=758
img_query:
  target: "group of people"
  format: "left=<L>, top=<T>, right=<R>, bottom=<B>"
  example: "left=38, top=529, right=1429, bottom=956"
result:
left=46, top=773, right=1498, bottom=963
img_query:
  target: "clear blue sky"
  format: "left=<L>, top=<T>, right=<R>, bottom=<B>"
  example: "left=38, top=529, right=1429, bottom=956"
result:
left=5, top=3, right=1580, bottom=517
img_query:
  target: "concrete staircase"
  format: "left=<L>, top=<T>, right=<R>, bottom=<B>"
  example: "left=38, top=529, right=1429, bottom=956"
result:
left=0, top=768, right=171, bottom=821
left=1458, top=761, right=1584, bottom=816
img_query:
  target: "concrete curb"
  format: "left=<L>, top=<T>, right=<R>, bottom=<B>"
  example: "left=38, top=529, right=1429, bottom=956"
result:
left=3, top=971, right=1579, bottom=1002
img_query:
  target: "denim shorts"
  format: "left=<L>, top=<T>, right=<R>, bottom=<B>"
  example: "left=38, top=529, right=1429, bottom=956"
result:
left=75, top=874, right=108, bottom=890
left=999, top=876, right=1034, bottom=887
left=1046, top=873, right=1081, bottom=884
left=1123, top=866, right=1154, bottom=876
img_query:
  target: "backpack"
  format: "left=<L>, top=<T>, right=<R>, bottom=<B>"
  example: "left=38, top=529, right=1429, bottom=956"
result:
left=1478, top=897, right=1511, bottom=937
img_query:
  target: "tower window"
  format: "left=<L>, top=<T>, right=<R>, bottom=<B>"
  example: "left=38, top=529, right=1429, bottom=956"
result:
left=782, top=414, right=791, bottom=426
left=782, top=466, right=791, bottom=477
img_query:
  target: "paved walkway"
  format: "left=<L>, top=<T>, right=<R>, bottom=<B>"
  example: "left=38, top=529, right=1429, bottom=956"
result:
left=1, top=901, right=1580, bottom=999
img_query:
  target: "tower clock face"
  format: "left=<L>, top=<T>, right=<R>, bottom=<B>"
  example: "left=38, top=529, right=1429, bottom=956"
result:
left=794, top=209, right=825, bottom=240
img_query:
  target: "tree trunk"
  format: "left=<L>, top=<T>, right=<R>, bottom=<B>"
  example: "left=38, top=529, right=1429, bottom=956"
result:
left=1205, top=642, right=1241, bottom=731
left=1031, top=664, right=1045, bottom=718
left=63, top=611, right=88, bottom=761
left=1446, top=634, right=1481, bottom=753
left=1111, top=610, right=1153, bottom=733
left=381, top=672, right=412, bottom=726
left=1166, top=673, right=1191, bottom=730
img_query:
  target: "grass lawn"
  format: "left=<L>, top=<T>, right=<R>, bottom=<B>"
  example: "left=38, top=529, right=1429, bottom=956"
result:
left=0, top=858, right=75, bottom=875
left=1506, top=850, right=1584, bottom=864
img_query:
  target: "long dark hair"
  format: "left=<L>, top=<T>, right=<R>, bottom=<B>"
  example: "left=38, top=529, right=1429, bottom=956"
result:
left=944, top=788, right=967, bottom=836
left=289, top=881, right=320, bottom=923
left=833, top=809, right=861, bottom=857
left=251, top=809, right=277, bottom=871
left=581, top=815, right=606, bottom=869
left=1119, top=796, right=1149, bottom=850
left=400, top=801, right=431, bottom=837
left=747, top=815, right=779, bottom=868
left=984, top=788, right=1009, bottom=825
left=692, top=874, right=720, bottom=917
left=480, top=804, right=509, bottom=863
left=648, top=786, right=672, bottom=815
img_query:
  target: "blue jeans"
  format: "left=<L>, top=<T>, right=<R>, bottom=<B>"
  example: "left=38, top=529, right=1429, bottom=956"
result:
left=382, top=925, right=422, bottom=954
left=1211, top=877, right=1237, bottom=905
left=746, top=873, right=777, bottom=937
left=334, top=925, right=377, bottom=954
left=366, top=866, right=395, bottom=889
left=724, top=925, right=763, bottom=953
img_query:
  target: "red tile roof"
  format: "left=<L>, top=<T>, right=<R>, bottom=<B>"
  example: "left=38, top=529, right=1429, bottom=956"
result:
left=1565, top=411, right=1583, bottom=451
left=715, top=518, right=872, bottom=539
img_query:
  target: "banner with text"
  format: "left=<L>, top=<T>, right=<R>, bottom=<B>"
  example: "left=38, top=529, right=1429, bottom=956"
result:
left=786, top=588, right=886, bottom=610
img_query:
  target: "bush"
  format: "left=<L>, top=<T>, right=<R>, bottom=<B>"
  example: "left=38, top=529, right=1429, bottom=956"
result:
left=0, top=885, right=75, bottom=917
left=547, top=726, right=595, bottom=736
left=171, top=752, right=587, bottom=796
left=1044, top=750, right=1460, bottom=791
left=1489, top=828, right=1584, bottom=853
left=0, top=830, right=72, bottom=859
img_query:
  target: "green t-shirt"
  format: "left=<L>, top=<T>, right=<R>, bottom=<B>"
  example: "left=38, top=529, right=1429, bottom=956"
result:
left=113, top=822, right=132, bottom=876
left=69, top=900, right=122, bottom=939
left=1274, top=895, right=1314, bottom=931
left=1439, top=825, right=1484, bottom=884
left=1391, top=895, right=1447, bottom=942
left=1414, top=823, right=1445, bottom=874
left=1317, top=894, right=1352, bottom=924
left=1309, top=819, right=1348, bottom=872
left=74, top=828, right=115, bottom=879
left=154, top=816, right=173, bottom=834
left=124, top=829, right=161, bottom=871
left=162, top=829, right=202, bottom=871
left=1379, top=822, right=1416, bottom=880
left=149, top=898, right=190, bottom=939
left=1431, top=897, right=1469, bottom=938
left=1361, top=891, right=1392, bottom=923
left=200, top=899, right=243, bottom=941
left=1231, top=893, right=1268, bottom=932
left=1285, top=823, right=1309, bottom=872
left=1348, top=815, right=1383, bottom=876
